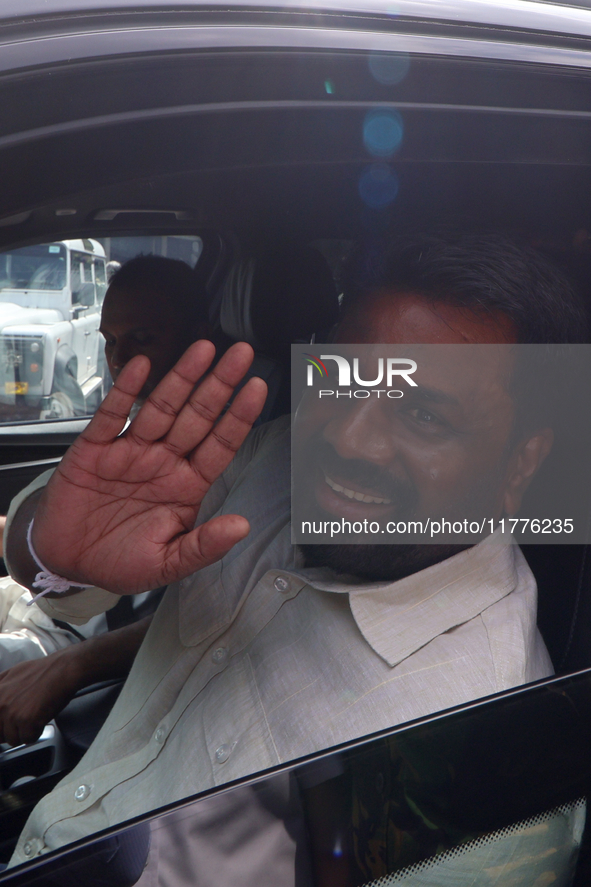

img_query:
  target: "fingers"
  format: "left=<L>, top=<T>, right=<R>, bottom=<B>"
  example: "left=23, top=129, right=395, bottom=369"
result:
left=82, top=355, right=152, bottom=445
left=6, top=718, right=43, bottom=748
left=159, top=342, right=260, bottom=457
left=130, top=340, right=217, bottom=443
left=189, top=376, right=268, bottom=484
left=81, top=341, right=259, bottom=460
left=175, top=514, right=252, bottom=577
left=0, top=700, right=45, bottom=747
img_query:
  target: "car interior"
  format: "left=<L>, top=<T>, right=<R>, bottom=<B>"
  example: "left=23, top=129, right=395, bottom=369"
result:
left=2, top=34, right=591, bottom=883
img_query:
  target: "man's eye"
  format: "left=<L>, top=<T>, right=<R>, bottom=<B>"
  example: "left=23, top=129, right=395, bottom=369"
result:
left=407, top=407, right=444, bottom=428
left=133, top=332, right=154, bottom=344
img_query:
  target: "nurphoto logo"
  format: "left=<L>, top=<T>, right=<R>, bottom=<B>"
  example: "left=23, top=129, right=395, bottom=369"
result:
left=304, top=353, right=417, bottom=398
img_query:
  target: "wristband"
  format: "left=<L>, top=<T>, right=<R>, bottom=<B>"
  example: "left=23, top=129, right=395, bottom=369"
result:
left=26, top=519, right=91, bottom=604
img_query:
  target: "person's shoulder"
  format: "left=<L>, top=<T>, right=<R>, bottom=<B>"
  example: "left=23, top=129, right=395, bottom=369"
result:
left=199, top=415, right=290, bottom=517
left=234, top=415, right=290, bottom=467
left=249, top=414, right=290, bottom=447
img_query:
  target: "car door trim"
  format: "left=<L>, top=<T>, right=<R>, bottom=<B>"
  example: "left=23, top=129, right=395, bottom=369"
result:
left=2, top=25, right=591, bottom=80
left=3, top=96, right=591, bottom=152
left=0, top=456, right=62, bottom=473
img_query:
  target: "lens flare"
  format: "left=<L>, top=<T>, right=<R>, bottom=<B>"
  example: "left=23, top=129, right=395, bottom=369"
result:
left=363, top=109, right=403, bottom=157
left=358, top=164, right=399, bottom=209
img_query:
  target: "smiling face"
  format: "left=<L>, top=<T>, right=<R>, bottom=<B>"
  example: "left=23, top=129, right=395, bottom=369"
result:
left=100, top=285, right=198, bottom=400
left=296, top=291, right=552, bottom=580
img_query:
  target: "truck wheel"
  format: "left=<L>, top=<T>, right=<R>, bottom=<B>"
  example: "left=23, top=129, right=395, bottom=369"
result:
left=39, top=391, right=76, bottom=420
left=47, top=352, right=86, bottom=417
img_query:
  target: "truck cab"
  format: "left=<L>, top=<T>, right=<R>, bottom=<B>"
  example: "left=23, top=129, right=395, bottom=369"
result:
left=0, top=239, right=107, bottom=419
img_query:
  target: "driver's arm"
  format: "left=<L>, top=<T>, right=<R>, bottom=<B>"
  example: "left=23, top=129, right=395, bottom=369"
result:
left=0, top=614, right=152, bottom=747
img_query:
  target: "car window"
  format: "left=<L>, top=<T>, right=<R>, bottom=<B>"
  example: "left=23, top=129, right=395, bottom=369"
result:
left=0, top=236, right=203, bottom=429
left=0, top=246, right=66, bottom=294
left=2, top=667, right=591, bottom=886
left=2, top=19, right=591, bottom=884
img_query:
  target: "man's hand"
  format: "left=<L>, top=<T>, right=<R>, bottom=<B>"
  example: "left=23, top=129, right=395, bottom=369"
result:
left=0, top=653, right=79, bottom=747
left=0, top=616, right=152, bottom=746
left=29, top=340, right=266, bottom=594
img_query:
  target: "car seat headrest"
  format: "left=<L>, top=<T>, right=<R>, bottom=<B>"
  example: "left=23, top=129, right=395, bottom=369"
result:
left=219, top=245, right=338, bottom=356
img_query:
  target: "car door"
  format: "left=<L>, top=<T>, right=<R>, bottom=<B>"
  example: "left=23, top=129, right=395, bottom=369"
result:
left=0, top=0, right=591, bottom=883
left=0, top=667, right=590, bottom=885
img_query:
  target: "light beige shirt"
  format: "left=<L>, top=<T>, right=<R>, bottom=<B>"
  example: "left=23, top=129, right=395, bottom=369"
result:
left=6, top=416, right=553, bottom=865
left=0, top=578, right=89, bottom=669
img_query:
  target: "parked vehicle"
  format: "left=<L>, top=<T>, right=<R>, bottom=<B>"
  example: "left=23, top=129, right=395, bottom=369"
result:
left=0, top=240, right=107, bottom=419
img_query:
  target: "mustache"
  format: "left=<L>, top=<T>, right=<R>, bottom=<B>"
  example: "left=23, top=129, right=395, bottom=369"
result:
left=312, top=440, right=418, bottom=514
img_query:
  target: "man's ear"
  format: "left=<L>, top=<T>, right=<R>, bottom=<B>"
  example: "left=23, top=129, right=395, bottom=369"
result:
left=503, top=427, right=554, bottom=516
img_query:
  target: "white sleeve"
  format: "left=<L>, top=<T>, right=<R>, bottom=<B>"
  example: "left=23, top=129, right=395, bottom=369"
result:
left=0, top=581, right=110, bottom=671
left=0, top=577, right=47, bottom=669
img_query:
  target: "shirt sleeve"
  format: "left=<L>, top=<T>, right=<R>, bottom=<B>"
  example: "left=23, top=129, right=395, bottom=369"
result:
left=0, top=586, right=108, bottom=667
left=4, top=468, right=120, bottom=625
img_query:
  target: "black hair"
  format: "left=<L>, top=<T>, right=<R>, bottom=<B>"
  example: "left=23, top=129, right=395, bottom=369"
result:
left=341, top=233, right=588, bottom=345
left=108, top=254, right=207, bottom=330
left=341, top=233, right=590, bottom=433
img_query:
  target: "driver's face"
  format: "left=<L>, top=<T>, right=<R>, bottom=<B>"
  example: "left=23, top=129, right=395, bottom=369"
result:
left=100, top=286, right=194, bottom=400
left=295, top=291, right=526, bottom=579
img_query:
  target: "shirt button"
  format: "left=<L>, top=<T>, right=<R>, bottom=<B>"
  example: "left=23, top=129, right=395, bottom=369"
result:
left=215, top=743, right=231, bottom=763
left=154, top=727, right=165, bottom=744
left=23, top=841, right=33, bottom=857
left=274, top=576, right=290, bottom=593
left=74, top=784, right=90, bottom=801
left=212, top=647, right=227, bottom=664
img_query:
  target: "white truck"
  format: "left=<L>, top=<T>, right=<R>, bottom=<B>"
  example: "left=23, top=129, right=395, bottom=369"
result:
left=0, top=239, right=107, bottom=420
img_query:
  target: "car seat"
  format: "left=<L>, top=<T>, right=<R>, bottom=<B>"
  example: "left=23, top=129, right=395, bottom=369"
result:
left=212, top=243, right=339, bottom=422
left=525, top=542, right=591, bottom=674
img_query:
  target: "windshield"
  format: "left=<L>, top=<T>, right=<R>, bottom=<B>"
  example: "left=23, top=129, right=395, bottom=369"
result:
left=0, top=244, right=66, bottom=294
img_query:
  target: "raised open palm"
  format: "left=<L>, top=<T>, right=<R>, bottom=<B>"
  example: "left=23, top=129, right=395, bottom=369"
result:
left=30, top=340, right=267, bottom=594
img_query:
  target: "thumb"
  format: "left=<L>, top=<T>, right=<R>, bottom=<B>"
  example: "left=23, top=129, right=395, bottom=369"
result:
left=175, top=515, right=251, bottom=577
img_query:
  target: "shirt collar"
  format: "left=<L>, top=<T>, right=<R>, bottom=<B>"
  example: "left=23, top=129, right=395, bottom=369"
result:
left=293, top=532, right=519, bottom=667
